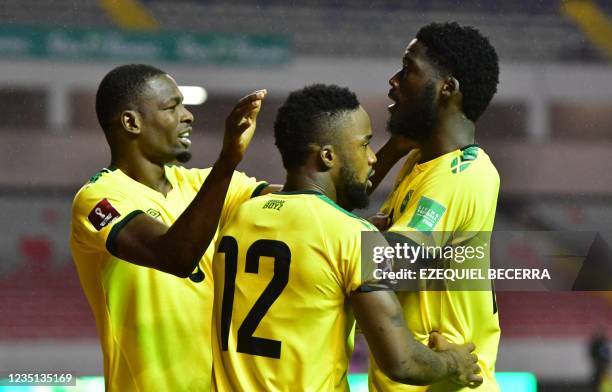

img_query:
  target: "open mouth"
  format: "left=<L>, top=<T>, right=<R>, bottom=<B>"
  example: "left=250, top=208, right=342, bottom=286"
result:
left=367, top=170, right=375, bottom=188
left=387, top=91, right=397, bottom=111
left=178, top=129, right=192, bottom=148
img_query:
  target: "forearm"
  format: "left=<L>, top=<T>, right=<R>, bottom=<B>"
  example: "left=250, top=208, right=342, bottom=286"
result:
left=352, top=290, right=457, bottom=386
left=394, top=336, right=457, bottom=385
left=368, top=139, right=411, bottom=194
left=154, top=156, right=236, bottom=277
left=112, top=89, right=267, bottom=277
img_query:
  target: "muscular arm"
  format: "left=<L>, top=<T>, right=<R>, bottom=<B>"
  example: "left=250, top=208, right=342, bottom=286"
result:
left=368, top=136, right=419, bottom=194
left=350, top=289, right=481, bottom=386
left=111, top=159, right=239, bottom=277
left=111, top=90, right=267, bottom=278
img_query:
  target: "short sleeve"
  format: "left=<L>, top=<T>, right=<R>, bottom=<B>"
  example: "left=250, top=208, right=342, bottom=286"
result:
left=71, top=185, right=143, bottom=254
left=342, top=222, right=393, bottom=295
left=219, top=171, right=268, bottom=227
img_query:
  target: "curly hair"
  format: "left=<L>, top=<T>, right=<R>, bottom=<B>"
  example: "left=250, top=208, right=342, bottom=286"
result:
left=274, top=84, right=360, bottom=169
left=416, top=22, right=499, bottom=122
left=95, top=64, right=166, bottom=132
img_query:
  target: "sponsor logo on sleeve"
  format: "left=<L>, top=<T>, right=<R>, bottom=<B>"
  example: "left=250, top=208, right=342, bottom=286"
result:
left=88, top=198, right=121, bottom=231
left=408, top=196, right=446, bottom=232
left=146, top=208, right=161, bottom=219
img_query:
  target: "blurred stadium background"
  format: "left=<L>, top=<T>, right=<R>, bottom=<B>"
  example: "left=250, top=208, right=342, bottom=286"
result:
left=0, top=0, right=611, bottom=391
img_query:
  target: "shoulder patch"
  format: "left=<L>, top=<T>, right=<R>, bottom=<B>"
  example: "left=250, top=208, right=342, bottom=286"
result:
left=88, top=198, right=121, bottom=231
left=451, top=146, right=479, bottom=174
left=407, top=196, right=446, bottom=232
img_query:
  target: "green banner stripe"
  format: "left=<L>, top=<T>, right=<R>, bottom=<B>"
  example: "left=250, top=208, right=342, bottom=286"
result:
left=0, top=25, right=291, bottom=65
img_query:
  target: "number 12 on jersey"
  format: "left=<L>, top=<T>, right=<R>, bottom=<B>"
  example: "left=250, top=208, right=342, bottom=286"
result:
left=217, top=236, right=291, bottom=359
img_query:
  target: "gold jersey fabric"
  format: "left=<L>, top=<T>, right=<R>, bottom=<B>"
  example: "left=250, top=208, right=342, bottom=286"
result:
left=70, top=165, right=265, bottom=391
left=370, top=145, right=501, bottom=392
left=210, top=191, right=386, bottom=392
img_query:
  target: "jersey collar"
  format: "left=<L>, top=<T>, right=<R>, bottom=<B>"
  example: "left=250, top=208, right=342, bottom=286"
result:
left=413, top=144, right=480, bottom=173
left=272, top=190, right=324, bottom=196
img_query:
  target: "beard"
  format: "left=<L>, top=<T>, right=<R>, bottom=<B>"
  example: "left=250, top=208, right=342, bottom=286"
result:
left=176, top=151, right=192, bottom=163
left=387, top=82, right=437, bottom=140
left=338, top=164, right=370, bottom=211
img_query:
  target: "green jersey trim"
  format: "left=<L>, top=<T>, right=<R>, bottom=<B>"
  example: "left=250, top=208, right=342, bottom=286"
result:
left=315, top=195, right=376, bottom=230
left=273, top=190, right=323, bottom=196
left=460, top=143, right=480, bottom=151
left=105, top=210, right=145, bottom=256
left=270, top=190, right=376, bottom=230
left=251, top=182, right=269, bottom=198
left=88, top=166, right=117, bottom=184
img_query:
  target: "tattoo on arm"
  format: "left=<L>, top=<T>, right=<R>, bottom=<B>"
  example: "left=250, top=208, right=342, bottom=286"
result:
left=390, top=309, right=406, bottom=327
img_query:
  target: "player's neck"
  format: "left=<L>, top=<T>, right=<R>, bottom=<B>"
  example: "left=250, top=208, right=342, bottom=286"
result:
left=420, top=114, right=475, bottom=162
left=111, top=155, right=172, bottom=196
left=283, top=169, right=337, bottom=202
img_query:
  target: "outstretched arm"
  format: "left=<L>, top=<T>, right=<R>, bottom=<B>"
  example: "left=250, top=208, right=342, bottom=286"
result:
left=350, top=289, right=482, bottom=387
left=111, top=90, right=268, bottom=277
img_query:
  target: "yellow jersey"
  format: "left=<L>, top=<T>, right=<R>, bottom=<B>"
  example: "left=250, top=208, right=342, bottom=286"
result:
left=370, top=145, right=501, bottom=392
left=210, top=191, right=387, bottom=392
left=70, top=165, right=266, bottom=391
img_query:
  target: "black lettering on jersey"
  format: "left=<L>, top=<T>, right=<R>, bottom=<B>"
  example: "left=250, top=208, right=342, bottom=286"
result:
left=262, top=199, right=285, bottom=211
left=218, top=236, right=291, bottom=359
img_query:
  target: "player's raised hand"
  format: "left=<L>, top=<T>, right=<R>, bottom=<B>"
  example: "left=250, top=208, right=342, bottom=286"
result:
left=221, top=89, right=267, bottom=166
left=403, top=148, right=422, bottom=173
left=368, top=143, right=421, bottom=194
left=429, top=332, right=483, bottom=389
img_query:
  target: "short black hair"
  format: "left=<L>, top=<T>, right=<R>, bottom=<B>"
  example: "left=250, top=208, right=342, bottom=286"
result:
left=274, top=84, right=360, bottom=169
left=416, top=22, right=499, bottom=122
left=95, top=64, right=166, bottom=132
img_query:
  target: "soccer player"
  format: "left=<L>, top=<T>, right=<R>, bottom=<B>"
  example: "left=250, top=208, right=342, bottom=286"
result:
left=70, top=64, right=276, bottom=391
left=368, top=22, right=502, bottom=391
left=210, top=84, right=483, bottom=391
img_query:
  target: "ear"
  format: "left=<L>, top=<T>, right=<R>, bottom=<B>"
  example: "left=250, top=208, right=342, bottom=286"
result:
left=120, top=110, right=142, bottom=135
left=318, top=144, right=336, bottom=169
left=440, top=76, right=460, bottom=99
